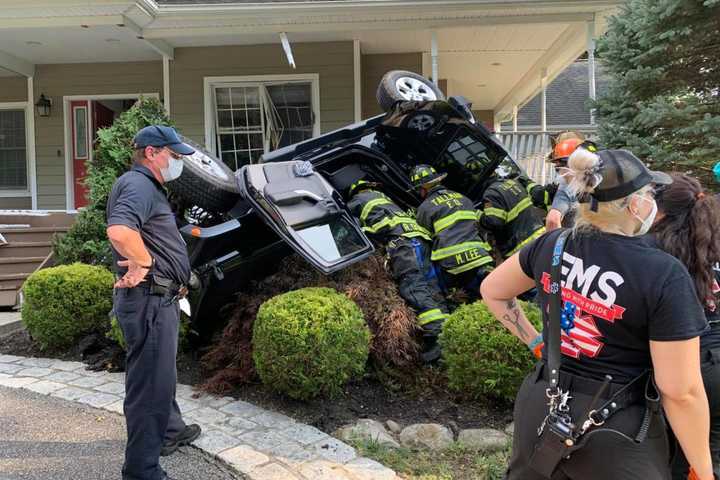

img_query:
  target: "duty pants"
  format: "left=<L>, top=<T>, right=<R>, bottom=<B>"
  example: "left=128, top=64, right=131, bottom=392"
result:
left=114, top=286, right=186, bottom=480
left=507, top=364, right=670, bottom=480
left=440, top=266, right=492, bottom=302
left=387, top=237, right=449, bottom=334
left=671, top=347, right=720, bottom=478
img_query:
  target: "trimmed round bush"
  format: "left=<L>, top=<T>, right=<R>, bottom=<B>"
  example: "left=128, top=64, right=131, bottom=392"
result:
left=22, top=263, right=114, bottom=350
left=252, top=287, right=371, bottom=400
left=440, top=300, right=543, bottom=402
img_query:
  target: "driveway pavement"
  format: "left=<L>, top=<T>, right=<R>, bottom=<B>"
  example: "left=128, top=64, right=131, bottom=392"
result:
left=0, top=386, right=243, bottom=480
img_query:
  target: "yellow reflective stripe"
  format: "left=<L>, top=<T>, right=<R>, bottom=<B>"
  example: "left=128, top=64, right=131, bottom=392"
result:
left=525, top=182, right=538, bottom=195
left=401, top=230, right=432, bottom=241
left=446, top=256, right=494, bottom=274
left=506, top=197, right=533, bottom=222
left=484, top=207, right=507, bottom=221
left=431, top=241, right=489, bottom=261
left=433, top=210, right=479, bottom=233
left=418, top=309, right=449, bottom=325
left=506, top=226, right=546, bottom=257
left=360, top=198, right=392, bottom=223
left=363, top=215, right=416, bottom=234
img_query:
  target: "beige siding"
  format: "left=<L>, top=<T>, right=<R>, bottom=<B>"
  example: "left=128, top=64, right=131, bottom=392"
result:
left=170, top=42, right=355, bottom=147
left=0, top=77, right=27, bottom=103
left=32, top=62, right=162, bottom=210
left=361, top=53, right=423, bottom=118
left=0, top=197, right=32, bottom=209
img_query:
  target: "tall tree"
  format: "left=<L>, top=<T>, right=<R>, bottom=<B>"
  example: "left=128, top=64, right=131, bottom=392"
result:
left=595, top=0, right=720, bottom=186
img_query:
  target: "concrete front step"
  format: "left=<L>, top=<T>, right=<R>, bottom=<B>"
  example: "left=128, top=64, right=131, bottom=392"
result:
left=0, top=242, right=53, bottom=259
left=0, top=227, right=69, bottom=243
left=0, top=310, right=21, bottom=336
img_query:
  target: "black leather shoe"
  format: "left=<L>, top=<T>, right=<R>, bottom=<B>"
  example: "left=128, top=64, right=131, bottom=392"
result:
left=161, top=424, right=202, bottom=456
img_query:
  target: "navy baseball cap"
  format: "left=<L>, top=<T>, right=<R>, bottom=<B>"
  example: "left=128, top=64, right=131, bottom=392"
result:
left=133, top=125, right=195, bottom=156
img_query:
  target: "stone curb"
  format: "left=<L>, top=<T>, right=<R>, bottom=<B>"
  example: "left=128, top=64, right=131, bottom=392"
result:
left=0, top=354, right=399, bottom=480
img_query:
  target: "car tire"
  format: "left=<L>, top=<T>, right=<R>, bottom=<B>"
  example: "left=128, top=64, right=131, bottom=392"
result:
left=376, top=70, right=445, bottom=112
left=166, top=137, right=240, bottom=213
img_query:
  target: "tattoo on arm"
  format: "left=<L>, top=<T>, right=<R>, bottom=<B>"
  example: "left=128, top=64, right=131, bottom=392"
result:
left=501, top=300, right=530, bottom=342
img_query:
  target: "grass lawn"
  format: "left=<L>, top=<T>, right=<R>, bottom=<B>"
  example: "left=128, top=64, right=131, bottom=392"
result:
left=351, top=440, right=510, bottom=480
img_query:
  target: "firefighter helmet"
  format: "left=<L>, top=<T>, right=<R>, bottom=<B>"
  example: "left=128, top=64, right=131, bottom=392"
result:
left=410, top=164, right=446, bottom=189
left=348, top=179, right=380, bottom=197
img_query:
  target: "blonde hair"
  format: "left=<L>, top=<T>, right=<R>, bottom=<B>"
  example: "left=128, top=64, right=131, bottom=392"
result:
left=565, top=148, right=647, bottom=232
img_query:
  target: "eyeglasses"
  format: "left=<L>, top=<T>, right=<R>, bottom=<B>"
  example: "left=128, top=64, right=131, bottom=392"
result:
left=154, top=147, right=183, bottom=160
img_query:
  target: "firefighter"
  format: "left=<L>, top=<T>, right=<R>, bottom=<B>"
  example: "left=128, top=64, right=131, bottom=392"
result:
left=347, top=180, right=450, bottom=363
left=479, top=162, right=546, bottom=259
left=410, top=165, right=494, bottom=300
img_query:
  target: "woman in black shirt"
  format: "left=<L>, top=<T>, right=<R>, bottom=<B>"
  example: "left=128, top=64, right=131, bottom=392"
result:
left=649, top=173, right=720, bottom=478
left=480, top=149, right=713, bottom=480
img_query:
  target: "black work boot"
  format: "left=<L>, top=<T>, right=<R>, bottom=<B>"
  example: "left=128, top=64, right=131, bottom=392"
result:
left=420, top=320, right=444, bottom=364
left=161, top=424, right=202, bottom=456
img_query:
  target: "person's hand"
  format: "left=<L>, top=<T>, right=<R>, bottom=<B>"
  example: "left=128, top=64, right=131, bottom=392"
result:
left=115, top=259, right=151, bottom=288
left=545, top=209, right=563, bottom=231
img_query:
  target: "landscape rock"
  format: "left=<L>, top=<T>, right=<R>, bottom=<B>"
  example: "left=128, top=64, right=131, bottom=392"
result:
left=457, top=428, right=509, bottom=452
left=385, top=420, right=401, bottom=434
left=399, top=423, right=453, bottom=451
left=505, top=422, right=514, bottom=436
left=335, top=419, right=400, bottom=448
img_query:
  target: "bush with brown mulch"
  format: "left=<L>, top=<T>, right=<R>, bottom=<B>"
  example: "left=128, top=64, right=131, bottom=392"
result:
left=200, top=253, right=421, bottom=395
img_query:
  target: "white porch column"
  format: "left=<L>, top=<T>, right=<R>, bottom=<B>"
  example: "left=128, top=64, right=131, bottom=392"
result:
left=431, top=31, right=439, bottom=85
left=587, top=20, right=597, bottom=125
left=162, top=55, right=170, bottom=116
left=511, top=105, right=519, bottom=159
left=26, top=76, right=37, bottom=210
left=540, top=68, right=548, bottom=132
left=353, top=39, right=361, bottom=123
left=512, top=105, right=518, bottom=132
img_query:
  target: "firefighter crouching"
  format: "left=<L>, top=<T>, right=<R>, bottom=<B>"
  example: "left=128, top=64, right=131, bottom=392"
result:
left=411, top=165, right=494, bottom=301
left=347, top=180, right=450, bottom=363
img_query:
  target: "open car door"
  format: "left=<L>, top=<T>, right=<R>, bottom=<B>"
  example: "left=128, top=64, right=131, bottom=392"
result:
left=237, top=160, right=374, bottom=274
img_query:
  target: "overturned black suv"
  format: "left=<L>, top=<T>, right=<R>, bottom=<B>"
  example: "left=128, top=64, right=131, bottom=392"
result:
left=167, top=71, right=523, bottom=336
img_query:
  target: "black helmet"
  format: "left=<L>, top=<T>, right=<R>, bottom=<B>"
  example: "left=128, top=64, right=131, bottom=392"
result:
left=348, top=179, right=381, bottom=197
left=409, top=164, right=446, bottom=190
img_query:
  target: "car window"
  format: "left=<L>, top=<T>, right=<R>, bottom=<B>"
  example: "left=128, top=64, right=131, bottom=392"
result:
left=436, top=127, right=502, bottom=198
left=296, top=216, right=367, bottom=263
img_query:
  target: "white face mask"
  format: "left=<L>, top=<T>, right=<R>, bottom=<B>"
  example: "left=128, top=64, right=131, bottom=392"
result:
left=159, top=155, right=184, bottom=182
left=631, top=193, right=657, bottom=236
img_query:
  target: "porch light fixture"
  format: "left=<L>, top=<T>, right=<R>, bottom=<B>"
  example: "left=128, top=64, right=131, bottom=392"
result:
left=35, top=94, right=52, bottom=117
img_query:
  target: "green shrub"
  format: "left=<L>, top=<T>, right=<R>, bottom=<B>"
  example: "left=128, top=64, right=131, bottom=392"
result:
left=252, top=287, right=371, bottom=400
left=440, top=301, right=542, bottom=402
left=107, top=313, right=192, bottom=352
left=53, top=97, right=171, bottom=267
left=21, top=263, right=114, bottom=350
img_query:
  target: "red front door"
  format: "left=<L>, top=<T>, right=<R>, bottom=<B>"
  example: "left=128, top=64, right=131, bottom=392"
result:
left=70, top=100, right=90, bottom=209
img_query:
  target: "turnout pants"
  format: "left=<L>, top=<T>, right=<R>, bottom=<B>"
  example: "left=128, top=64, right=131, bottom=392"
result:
left=671, top=347, right=720, bottom=478
left=440, top=266, right=491, bottom=301
left=507, top=363, right=670, bottom=480
left=387, top=237, right=449, bottom=334
left=114, top=286, right=186, bottom=480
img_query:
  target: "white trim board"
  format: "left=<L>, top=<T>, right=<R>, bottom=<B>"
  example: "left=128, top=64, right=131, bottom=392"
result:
left=62, top=92, right=160, bottom=211
left=203, top=73, right=321, bottom=157
left=0, top=101, right=35, bottom=206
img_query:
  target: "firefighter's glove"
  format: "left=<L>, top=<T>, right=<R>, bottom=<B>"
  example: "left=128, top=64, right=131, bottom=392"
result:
left=529, top=334, right=544, bottom=359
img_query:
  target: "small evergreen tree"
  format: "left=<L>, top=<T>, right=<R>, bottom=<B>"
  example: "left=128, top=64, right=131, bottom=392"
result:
left=595, top=0, right=720, bottom=186
left=53, top=98, right=171, bottom=266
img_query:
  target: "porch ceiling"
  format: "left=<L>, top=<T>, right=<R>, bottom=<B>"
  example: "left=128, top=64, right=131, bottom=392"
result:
left=0, top=0, right=620, bottom=117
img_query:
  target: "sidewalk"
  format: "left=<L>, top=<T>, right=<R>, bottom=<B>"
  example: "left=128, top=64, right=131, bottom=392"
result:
left=0, top=354, right=398, bottom=480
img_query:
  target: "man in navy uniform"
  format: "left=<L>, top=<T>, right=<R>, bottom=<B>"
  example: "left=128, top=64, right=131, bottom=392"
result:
left=106, top=125, right=201, bottom=480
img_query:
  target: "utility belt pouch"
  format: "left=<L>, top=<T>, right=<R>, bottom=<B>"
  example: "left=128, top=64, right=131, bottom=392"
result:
left=529, top=413, right=577, bottom=477
left=149, top=274, right=173, bottom=296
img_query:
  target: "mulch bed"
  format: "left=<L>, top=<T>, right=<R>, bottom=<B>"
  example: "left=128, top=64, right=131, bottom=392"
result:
left=0, top=254, right=513, bottom=434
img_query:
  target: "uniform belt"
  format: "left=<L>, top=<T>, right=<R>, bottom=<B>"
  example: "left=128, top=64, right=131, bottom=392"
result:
left=538, top=363, right=645, bottom=406
left=115, top=274, right=187, bottom=299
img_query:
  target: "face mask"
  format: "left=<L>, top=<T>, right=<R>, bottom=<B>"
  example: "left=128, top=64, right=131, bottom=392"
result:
left=713, top=161, right=720, bottom=183
left=159, top=153, right=184, bottom=182
left=631, top=193, right=657, bottom=236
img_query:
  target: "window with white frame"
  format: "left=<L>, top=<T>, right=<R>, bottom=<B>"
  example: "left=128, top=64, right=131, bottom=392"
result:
left=0, top=109, right=28, bottom=191
left=211, top=79, right=316, bottom=170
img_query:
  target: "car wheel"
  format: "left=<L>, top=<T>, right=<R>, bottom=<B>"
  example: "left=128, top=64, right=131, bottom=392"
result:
left=166, top=136, right=241, bottom=213
left=402, top=112, right=437, bottom=132
left=376, top=70, right=445, bottom=111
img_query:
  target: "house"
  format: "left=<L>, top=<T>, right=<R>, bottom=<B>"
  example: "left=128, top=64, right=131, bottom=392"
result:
left=0, top=0, right=621, bottom=305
